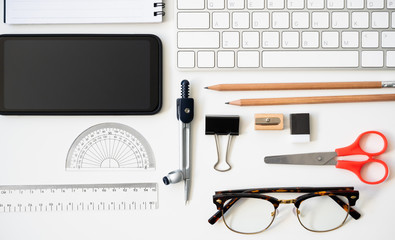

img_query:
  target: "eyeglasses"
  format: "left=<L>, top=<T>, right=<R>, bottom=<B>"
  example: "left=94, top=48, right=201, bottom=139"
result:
left=208, top=187, right=361, bottom=234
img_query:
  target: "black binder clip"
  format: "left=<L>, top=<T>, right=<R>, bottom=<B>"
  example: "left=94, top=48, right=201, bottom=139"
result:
left=205, top=115, right=240, bottom=172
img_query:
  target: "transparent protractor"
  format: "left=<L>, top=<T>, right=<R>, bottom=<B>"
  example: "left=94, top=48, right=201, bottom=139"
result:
left=66, top=123, right=155, bottom=170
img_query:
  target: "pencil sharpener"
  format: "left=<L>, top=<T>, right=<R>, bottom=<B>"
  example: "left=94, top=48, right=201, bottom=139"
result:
left=255, top=114, right=284, bottom=130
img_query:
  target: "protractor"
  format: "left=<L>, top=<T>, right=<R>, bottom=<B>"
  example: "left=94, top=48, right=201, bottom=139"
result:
left=66, top=123, right=155, bottom=170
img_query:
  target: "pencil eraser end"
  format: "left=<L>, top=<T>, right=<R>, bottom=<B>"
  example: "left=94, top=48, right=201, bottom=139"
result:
left=290, top=113, right=310, bottom=143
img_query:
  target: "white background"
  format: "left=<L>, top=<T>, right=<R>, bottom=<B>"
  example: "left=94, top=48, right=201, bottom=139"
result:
left=0, top=1, right=395, bottom=239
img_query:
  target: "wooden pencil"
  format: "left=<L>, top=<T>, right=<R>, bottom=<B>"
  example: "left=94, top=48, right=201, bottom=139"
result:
left=226, top=94, right=395, bottom=106
left=206, top=81, right=385, bottom=91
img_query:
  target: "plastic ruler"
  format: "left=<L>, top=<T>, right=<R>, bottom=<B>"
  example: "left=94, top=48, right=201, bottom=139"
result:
left=0, top=183, right=158, bottom=213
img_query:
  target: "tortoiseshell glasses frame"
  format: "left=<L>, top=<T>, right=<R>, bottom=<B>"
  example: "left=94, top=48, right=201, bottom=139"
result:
left=208, top=187, right=360, bottom=234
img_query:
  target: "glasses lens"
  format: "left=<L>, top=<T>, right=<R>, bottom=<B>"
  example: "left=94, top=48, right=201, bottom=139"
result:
left=222, top=197, right=275, bottom=234
left=297, top=195, right=349, bottom=232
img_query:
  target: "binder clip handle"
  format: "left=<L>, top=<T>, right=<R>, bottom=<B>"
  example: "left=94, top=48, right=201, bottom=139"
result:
left=213, top=134, right=233, bottom=172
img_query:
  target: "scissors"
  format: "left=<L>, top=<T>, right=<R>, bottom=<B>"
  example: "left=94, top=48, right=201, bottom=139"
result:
left=264, top=131, right=389, bottom=185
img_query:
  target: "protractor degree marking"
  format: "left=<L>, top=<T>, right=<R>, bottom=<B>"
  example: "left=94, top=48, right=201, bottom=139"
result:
left=119, top=136, right=145, bottom=156
left=111, top=136, right=123, bottom=163
left=112, top=139, right=135, bottom=162
left=78, top=155, right=102, bottom=166
left=87, top=142, right=107, bottom=162
left=115, top=146, right=137, bottom=164
left=84, top=148, right=105, bottom=163
left=117, top=152, right=140, bottom=166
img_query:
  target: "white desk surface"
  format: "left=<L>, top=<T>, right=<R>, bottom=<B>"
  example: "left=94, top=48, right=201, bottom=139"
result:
left=0, top=1, right=395, bottom=240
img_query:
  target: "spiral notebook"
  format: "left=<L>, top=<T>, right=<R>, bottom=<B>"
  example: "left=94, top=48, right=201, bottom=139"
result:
left=4, top=0, right=165, bottom=24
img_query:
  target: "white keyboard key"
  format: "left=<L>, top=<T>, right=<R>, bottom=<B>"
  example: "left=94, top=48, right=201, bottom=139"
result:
left=282, top=32, right=300, bottom=48
left=218, top=51, right=235, bottom=67
left=288, top=0, right=305, bottom=9
left=268, top=0, right=285, bottom=9
left=178, top=0, right=204, bottom=9
left=387, top=51, right=395, bottom=67
left=178, top=51, right=195, bottom=68
left=312, top=12, right=329, bottom=28
left=371, top=12, right=389, bottom=29
left=248, top=0, right=265, bottom=9
left=362, top=31, right=379, bottom=48
left=198, top=51, right=215, bottom=68
left=223, top=32, right=240, bottom=48
left=327, top=0, right=345, bottom=9
left=362, top=51, right=383, bottom=67
left=233, top=12, right=250, bottom=28
left=347, top=0, right=364, bottom=9
left=393, top=13, right=395, bottom=27
left=213, top=12, right=230, bottom=29
left=237, top=51, right=260, bottom=67
left=389, top=0, right=395, bottom=8
left=243, top=32, right=260, bottom=48
left=322, top=31, right=339, bottom=48
left=292, top=12, right=309, bottom=29
left=208, top=0, right=225, bottom=9
left=262, top=51, right=359, bottom=67
left=252, top=12, right=270, bottom=28
left=367, top=0, right=384, bottom=9
left=178, top=32, right=220, bottom=48
left=272, top=12, right=290, bottom=29
left=342, top=31, right=359, bottom=48
left=178, top=13, right=209, bottom=29
left=307, top=0, right=325, bottom=9
left=382, top=32, right=395, bottom=47
left=352, top=12, right=369, bottom=29
left=302, top=32, right=319, bottom=48
left=332, top=12, right=349, bottom=28
left=228, top=0, right=245, bottom=9
left=262, top=32, right=280, bottom=48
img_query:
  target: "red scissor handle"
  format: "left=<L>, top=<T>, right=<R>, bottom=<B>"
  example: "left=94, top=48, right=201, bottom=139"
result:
left=335, top=131, right=388, bottom=157
left=335, top=131, right=389, bottom=184
left=336, top=159, right=389, bottom=185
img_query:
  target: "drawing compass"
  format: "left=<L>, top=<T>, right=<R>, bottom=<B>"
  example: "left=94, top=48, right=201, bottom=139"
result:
left=163, top=80, right=194, bottom=204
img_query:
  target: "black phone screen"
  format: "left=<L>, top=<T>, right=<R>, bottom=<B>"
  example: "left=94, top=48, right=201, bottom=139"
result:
left=0, top=34, right=162, bottom=115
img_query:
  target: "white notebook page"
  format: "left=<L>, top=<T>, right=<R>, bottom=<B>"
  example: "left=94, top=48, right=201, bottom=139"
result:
left=5, top=0, right=164, bottom=24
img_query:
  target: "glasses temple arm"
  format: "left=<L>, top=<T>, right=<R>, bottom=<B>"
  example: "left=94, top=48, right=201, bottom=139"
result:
left=208, top=197, right=239, bottom=225
left=329, top=195, right=361, bottom=220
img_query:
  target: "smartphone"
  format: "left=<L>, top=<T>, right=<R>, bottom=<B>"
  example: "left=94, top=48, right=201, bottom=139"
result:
left=0, top=34, right=162, bottom=115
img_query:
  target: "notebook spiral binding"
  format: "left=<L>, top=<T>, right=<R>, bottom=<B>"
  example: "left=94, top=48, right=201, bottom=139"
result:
left=154, top=2, right=165, bottom=16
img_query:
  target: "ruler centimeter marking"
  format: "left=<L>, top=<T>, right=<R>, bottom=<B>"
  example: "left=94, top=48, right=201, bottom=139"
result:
left=0, top=183, right=158, bottom=213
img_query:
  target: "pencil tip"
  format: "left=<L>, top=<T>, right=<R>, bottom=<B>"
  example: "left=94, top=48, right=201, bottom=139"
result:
left=204, top=87, right=208, bottom=89
left=225, top=102, right=229, bottom=104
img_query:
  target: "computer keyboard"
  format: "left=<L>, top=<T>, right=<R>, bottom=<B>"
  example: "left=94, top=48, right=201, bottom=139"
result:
left=176, top=0, right=395, bottom=69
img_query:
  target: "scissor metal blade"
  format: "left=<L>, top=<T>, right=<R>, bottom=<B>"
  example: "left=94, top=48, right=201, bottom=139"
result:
left=264, top=152, right=338, bottom=165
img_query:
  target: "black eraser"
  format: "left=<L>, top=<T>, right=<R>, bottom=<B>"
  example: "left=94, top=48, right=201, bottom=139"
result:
left=290, top=113, right=310, bottom=142
left=205, top=115, right=240, bottom=135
